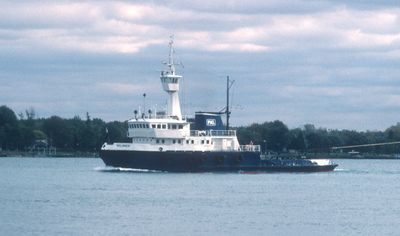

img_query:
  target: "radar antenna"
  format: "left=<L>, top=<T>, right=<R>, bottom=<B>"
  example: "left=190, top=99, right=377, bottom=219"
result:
left=161, top=35, right=176, bottom=75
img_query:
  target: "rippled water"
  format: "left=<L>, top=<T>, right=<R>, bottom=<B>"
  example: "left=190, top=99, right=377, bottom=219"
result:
left=1, top=158, right=399, bottom=236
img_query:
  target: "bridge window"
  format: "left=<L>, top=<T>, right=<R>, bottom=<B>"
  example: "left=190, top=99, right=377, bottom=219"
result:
left=152, top=124, right=156, bottom=128
left=172, top=124, right=177, bottom=129
left=157, top=124, right=161, bottom=129
left=178, top=125, right=183, bottom=129
left=146, top=124, right=149, bottom=128
left=162, top=124, right=166, bottom=129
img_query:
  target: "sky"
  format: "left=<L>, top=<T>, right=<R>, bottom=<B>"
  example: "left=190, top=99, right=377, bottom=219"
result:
left=0, top=0, right=399, bottom=131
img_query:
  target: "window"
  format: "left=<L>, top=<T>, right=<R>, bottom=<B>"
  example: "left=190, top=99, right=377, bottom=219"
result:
left=162, top=124, right=166, bottom=129
left=156, top=139, right=159, bottom=144
left=168, top=124, right=171, bottom=129
left=146, top=124, right=149, bottom=128
left=161, top=139, right=165, bottom=144
left=191, top=140, right=194, bottom=144
left=173, top=140, right=176, bottom=144
left=206, top=140, right=210, bottom=144
left=172, top=124, right=177, bottom=129
left=178, top=125, right=183, bottom=129
left=186, top=140, right=189, bottom=144
left=201, top=140, right=205, bottom=144
left=178, top=140, right=181, bottom=144
left=157, top=124, right=161, bottom=129
left=152, top=124, right=156, bottom=128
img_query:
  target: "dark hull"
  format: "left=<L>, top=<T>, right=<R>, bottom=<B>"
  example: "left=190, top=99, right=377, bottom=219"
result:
left=100, top=150, right=337, bottom=172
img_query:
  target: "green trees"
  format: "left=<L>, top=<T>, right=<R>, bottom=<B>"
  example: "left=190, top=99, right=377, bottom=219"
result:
left=237, top=121, right=400, bottom=154
left=43, top=116, right=73, bottom=148
left=236, top=120, right=290, bottom=152
left=0, top=106, right=19, bottom=150
left=3, top=104, right=400, bottom=154
left=0, top=105, right=126, bottom=152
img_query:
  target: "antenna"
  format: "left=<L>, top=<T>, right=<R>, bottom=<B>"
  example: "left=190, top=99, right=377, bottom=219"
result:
left=143, top=93, right=146, bottom=117
left=168, top=35, right=175, bottom=75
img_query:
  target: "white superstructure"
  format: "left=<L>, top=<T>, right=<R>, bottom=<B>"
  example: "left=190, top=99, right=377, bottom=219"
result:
left=102, top=38, right=260, bottom=153
left=161, top=38, right=183, bottom=120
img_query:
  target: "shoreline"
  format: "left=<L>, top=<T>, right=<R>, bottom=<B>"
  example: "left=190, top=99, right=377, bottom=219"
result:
left=1, top=151, right=399, bottom=160
left=0, top=151, right=99, bottom=158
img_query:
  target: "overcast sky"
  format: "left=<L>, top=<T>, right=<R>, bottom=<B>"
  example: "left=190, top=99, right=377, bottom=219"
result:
left=1, top=0, right=399, bottom=130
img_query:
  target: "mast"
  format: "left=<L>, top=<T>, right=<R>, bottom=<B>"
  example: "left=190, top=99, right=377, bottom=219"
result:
left=160, top=36, right=183, bottom=120
left=226, top=76, right=234, bottom=130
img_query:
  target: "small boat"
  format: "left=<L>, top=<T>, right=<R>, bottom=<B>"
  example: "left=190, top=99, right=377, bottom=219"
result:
left=100, top=38, right=338, bottom=172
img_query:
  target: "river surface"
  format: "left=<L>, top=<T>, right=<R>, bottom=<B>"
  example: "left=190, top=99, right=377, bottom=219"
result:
left=0, top=158, right=399, bottom=236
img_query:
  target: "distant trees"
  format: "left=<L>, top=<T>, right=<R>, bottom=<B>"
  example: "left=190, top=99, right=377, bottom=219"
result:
left=2, top=104, right=400, bottom=154
left=0, top=105, right=127, bottom=152
left=237, top=121, right=400, bottom=154
left=0, top=106, right=19, bottom=150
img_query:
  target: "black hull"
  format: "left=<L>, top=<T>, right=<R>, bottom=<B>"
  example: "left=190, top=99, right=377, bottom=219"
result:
left=100, top=150, right=337, bottom=173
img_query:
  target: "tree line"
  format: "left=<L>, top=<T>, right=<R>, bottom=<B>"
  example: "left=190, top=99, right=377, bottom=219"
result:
left=0, top=105, right=128, bottom=153
left=236, top=120, right=400, bottom=154
left=1, top=105, right=400, bottom=154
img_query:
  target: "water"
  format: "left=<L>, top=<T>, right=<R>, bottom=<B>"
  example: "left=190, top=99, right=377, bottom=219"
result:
left=1, top=158, right=399, bottom=236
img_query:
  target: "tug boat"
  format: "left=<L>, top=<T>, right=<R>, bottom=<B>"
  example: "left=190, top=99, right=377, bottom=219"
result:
left=99, top=39, right=338, bottom=172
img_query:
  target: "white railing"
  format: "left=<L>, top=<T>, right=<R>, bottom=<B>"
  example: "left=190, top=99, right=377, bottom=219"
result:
left=190, top=130, right=236, bottom=137
left=239, top=145, right=261, bottom=152
left=130, top=115, right=188, bottom=120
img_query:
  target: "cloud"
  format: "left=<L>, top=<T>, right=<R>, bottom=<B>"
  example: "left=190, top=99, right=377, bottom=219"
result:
left=96, top=82, right=145, bottom=94
left=1, top=0, right=400, bottom=130
left=1, top=1, right=399, bottom=54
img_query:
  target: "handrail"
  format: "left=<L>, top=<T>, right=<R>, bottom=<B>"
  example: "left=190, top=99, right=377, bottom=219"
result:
left=129, top=115, right=188, bottom=121
left=239, top=145, right=261, bottom=152
left=190, top=130, right=236, bottom=137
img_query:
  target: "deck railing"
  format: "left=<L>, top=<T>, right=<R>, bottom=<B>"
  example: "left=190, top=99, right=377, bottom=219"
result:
left=239, top=145, right=261, bottom=152
left=190, top=130, right=236, bottom=137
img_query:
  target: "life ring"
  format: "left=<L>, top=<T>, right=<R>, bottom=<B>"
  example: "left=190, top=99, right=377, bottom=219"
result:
left=159, top=147, right=163, bottom=152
